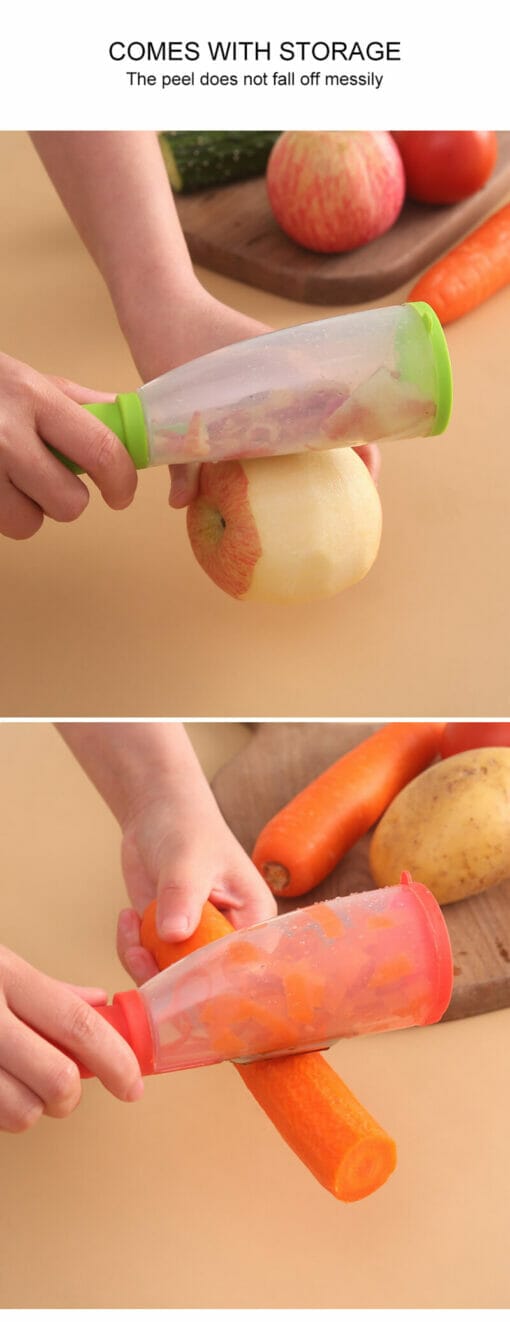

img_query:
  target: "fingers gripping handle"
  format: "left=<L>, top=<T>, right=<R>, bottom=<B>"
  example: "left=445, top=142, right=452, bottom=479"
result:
left=70, top=989, right=155, bottom=1079
left=50, top=394, right=149, bottom=474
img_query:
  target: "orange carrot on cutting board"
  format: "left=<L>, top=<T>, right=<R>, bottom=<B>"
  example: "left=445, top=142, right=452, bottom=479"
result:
left=141, top=899, right=397, bottom=1202
left=408, top=202, right=510, bottom=324
left=252, top=722, right=444, bottom=897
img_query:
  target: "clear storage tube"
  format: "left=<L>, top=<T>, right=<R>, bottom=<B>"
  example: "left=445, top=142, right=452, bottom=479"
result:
left=139, top=302, right=452, bottom=466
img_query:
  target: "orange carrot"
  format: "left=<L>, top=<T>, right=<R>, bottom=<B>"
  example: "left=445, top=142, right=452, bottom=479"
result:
left=252, top=722, right=444, bottom=897
left=144, top=900, right=231, bottom=968
left=237, top=1053, right=394, bottom=1203
left=141, top=899, right=397, bottom=1201
left=409, top=203, right=510, bottom=324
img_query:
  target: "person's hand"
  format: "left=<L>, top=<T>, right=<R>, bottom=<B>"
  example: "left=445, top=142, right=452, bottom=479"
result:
left=0, top=352, right=137, bottom=539
left=0, top=947, right=143, bottom=1132
left=124, top=282, right=381, bottom=509
left=56, top=721, right=277, bottom=990
left=117, top=787, right=277, bottom=987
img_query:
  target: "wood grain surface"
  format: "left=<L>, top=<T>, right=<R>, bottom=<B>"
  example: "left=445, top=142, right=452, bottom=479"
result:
left=212, top=722, right=510, bottom=1021
left=175, top=131, right=510, bottom=305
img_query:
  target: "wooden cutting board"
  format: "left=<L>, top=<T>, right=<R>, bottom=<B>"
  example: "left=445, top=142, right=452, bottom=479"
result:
left=176, top=131, right=510, bottom=305
left=212, top=723, right=510, bottom=1022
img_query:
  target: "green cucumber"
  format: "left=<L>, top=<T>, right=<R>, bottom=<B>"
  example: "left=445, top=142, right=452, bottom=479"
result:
left=159, top=131, right=281, bottom=193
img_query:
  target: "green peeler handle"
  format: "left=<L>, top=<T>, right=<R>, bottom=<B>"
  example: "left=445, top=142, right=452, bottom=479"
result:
left=50, top=394, right=149, bottom=474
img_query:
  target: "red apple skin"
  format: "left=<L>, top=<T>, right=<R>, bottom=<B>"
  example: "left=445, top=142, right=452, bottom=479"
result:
left=266, top=130, right=405, bottom=253
left=186, top=460, right=262, bottom=599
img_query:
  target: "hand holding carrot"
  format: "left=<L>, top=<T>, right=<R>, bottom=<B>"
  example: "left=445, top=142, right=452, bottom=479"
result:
left=56, top=721, right=276, bottom=987
left=117, top=788, right=277, bottom=986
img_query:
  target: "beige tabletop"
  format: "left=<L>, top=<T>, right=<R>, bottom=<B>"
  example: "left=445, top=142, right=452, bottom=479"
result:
left=0, top=721, right=508, bottom=1309
left=1, top=131, right=510, bottom=719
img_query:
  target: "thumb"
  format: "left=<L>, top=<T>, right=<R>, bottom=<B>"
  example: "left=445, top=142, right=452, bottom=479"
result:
left=156, top=852, right=212, bottom=944
left=45, top=374, right=117, bottom=405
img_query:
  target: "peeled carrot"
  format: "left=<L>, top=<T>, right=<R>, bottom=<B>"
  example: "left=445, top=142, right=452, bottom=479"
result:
left=141, top=899, right=397, bottom=1202
left=252, top=722, right=444, bottom=897
left=408, top=203, right=510, bottom=324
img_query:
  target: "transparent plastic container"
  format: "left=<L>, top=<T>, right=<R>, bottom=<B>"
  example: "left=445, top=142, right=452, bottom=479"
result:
left=76, top=302, right=452, bottom=476
left=140, top=302, right=452, bottom=465
left=73, top=876, right=453, bottom=1077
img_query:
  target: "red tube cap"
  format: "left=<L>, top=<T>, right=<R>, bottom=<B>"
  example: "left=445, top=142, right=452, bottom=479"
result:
left=78, top=989, right=155, bottom=1078
left=400, top=871, right=453, bottom=1023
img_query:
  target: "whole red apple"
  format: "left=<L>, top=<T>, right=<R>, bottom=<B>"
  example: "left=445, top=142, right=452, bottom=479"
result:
left=266, top=130, right=405, bottom=254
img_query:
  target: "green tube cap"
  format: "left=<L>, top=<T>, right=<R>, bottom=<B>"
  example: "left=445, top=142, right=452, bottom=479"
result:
left=409, top=301, right=453, bottom=435
left=52, top=391, right=149, bottom=474
left=84, top=392, right=149, bottom=468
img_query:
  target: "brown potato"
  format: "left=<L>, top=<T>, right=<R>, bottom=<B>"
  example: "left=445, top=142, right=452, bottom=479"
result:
left=369, top=747, right=510, bottom=904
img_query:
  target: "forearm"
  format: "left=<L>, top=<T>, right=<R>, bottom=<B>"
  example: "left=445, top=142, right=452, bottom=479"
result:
left=30, top=132, right=198, bottom=368
left=55, top=721, right=211, bottom=827
left=31, top=131, right=269, bottom=392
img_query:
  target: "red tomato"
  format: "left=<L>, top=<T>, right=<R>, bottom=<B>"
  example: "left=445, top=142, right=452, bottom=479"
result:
left=392, top=131, right=498, bottom=205
left=441, top=723, right=510, bottom=759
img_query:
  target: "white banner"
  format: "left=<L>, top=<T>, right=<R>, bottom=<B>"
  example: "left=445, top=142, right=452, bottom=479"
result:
left=1, top=0, right=508, bottom=129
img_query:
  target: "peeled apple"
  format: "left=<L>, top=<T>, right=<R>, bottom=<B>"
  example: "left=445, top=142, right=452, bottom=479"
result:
left=186, top=447, right=382, bottom=604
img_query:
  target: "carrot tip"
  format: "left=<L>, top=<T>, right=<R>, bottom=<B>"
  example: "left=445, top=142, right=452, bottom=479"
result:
left=334, top=1136, right=397, bottom=1202
left=263, top=862, right=291, bottom=894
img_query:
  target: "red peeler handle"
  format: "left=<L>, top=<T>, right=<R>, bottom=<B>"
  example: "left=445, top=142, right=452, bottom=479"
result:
left=48, top=990, right=155, bottom=1078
